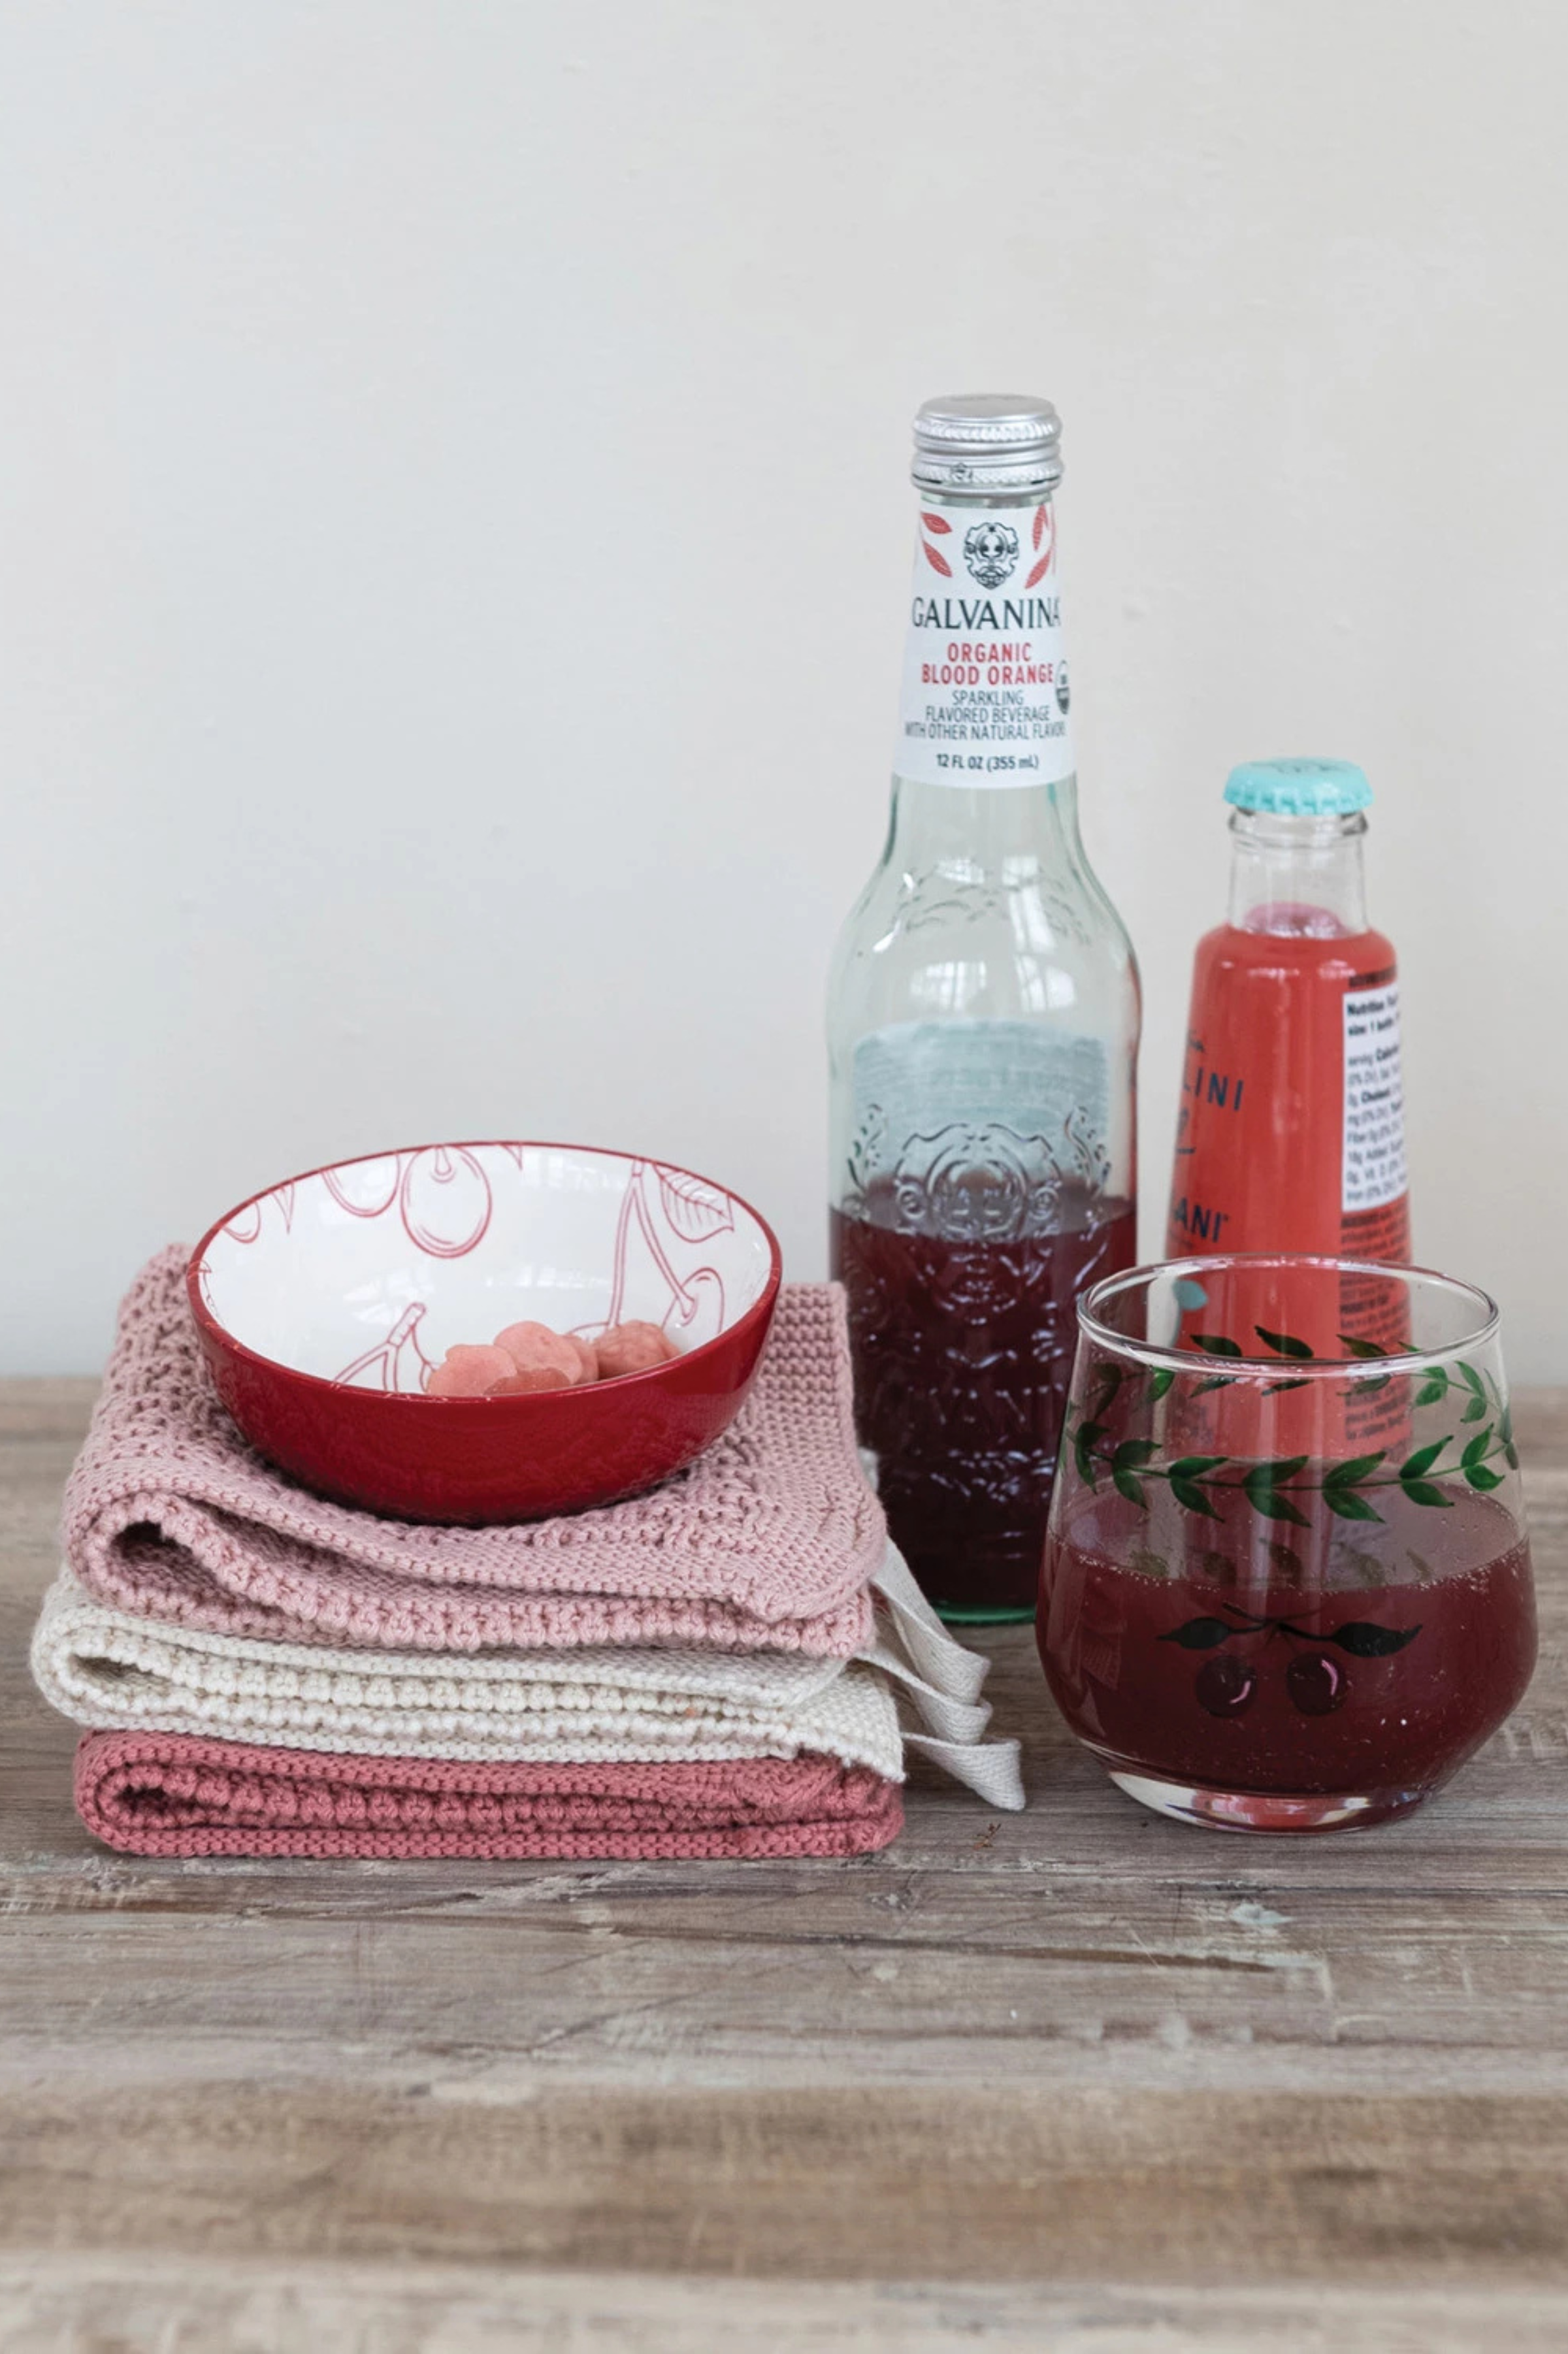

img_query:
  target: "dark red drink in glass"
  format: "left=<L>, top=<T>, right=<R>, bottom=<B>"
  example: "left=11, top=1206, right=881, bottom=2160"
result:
left=1038, top=1256, right=1536, bottom=1832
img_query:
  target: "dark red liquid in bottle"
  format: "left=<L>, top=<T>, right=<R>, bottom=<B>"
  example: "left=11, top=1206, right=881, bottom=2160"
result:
left=1039, top=1482, right=1535, bottom=1825
left=833, top=1202, right=1137, bottom=1617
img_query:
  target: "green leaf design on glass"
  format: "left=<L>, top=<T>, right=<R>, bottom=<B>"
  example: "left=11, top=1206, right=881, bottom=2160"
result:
left=1401, top=1440, right=1449, bottom=1481
left=1323, top=1488, right=1384, bottom=1522
left=1074, top=1420, right=1108, bottom=1490
left=1461, top=1427, right=1506, bottom=1490
left=1401, top=1479, right=1455, bottom=1509
left=1167, top=1454, right=1226, bottom=1520
left=1242, top=1458, right=1311, bottom=1527
left=1256, top=1326, right=1314, bottom=1360
left=1323, top=1456, right=1386, bottom=1521
left=1331, top=1333, right=1409, bottom=1400
left=1068, top=1347, right=1513, bottom=1521
left=1111, top=1437, right=1157, bottom=1504
left=1329, top=1620, right=1422, bottom=1658
left=1499, top=1404, right=1520, bottom=1470
left=1160, top=1616, right=1237, bottom=1650
left=1337, top=1333, right=1388, bottom=1360
left=1249, top=1456, right=1311, bottom=1484
left=1416, top=1370, right=1449, bottom=1406
left=1185, top=1332, right=1242, bottom=1392
left=1325, top=1454, right=1388, bottom=1486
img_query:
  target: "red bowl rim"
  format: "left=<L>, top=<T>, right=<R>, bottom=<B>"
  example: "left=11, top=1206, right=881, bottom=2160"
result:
left=186, top=1137, right=785, bottom=1411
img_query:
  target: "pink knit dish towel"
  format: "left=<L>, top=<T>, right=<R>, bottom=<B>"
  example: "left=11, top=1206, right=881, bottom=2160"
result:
left=64, top=1250, right=882, bottom=1657
left=73, top=1733, right=904, bottom=1860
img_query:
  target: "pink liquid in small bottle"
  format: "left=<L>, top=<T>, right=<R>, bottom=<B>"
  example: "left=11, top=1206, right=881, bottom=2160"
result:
left=1167, top=761, right=1411, bottom=1364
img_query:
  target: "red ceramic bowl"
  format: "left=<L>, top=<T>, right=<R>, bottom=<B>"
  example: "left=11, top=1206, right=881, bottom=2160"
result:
left=188, top=1141, right=782, bottom=1524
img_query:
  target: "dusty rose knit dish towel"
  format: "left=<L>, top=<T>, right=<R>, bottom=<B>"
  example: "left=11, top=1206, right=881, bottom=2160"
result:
left=73, top=1733, right=903, bottom=1860
left=65, top=1250, right=881, bottom=1657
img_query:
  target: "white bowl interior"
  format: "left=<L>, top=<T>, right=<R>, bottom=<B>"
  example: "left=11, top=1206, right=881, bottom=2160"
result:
left=195, top=1145, right=776, bottom=1390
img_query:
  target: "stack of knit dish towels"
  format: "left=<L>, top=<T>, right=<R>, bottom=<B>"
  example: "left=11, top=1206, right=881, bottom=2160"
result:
left=31, top=1249, right=1022, bottom=1861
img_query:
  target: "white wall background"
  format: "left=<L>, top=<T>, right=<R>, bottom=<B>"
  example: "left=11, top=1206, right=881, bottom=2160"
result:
left=3, top=0, right=1565, bottom=1377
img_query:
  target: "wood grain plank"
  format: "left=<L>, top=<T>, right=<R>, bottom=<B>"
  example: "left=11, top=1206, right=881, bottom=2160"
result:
left=3, top=2082, right=1568, bottom=2283
left=2, top=1381, right=1567, bottom=2301
left=1513, top=1388, right=1568, bottom=1471
left=1, top=2257, right=1566, bottom=2352
left=7, top=1870, right=1568, bottom=2097
left=0, top=1376, right=98, bottom=1443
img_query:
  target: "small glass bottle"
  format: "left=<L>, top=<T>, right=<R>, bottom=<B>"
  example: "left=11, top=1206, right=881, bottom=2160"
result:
left=828, top=395, right=1141, bottom=1622
left=1166, top=759, right=1411, bottom=1269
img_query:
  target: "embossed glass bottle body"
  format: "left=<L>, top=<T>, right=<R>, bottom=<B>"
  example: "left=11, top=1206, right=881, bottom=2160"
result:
left=828, top=397, right=1140, bottom=1622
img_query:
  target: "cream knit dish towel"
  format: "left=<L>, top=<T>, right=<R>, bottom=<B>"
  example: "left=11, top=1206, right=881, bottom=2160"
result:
left=33, top=1545, right=1025, bottom=1808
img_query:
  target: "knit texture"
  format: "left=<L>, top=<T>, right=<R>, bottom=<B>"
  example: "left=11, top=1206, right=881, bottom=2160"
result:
left=35, top=1566, right=906, bottom=1778
left=65, top=1250, right=881, bottom=1656
left=74, top=1733, right=904, bottom=1859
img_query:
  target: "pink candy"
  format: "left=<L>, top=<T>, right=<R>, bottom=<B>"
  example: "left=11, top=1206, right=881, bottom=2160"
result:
left=595, top=1320, right=679, bottom=1379
left=426, top=1345, right=520, bottom=1399
left=493, top=1322, right=594, bottom=1388
left=490, top=1368, right=570, bottom=1396
left=426, top=1315, right=677, bottom=1398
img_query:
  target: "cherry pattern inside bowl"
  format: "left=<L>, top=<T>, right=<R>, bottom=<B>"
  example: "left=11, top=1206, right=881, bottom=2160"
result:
left=186, top=1143, right=782, bottom=1521
left=194, top=1143, right=776, bottom=1394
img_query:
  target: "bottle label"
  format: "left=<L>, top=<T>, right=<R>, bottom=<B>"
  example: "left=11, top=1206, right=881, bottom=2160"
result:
left=894, top=500, right=1076, bottom=790
left=1168, top=950, right=1411, bottom=1269
left=1342, top=983, right=1407, bottom=1215
left=847, top=1019, right=1109, bottom=1237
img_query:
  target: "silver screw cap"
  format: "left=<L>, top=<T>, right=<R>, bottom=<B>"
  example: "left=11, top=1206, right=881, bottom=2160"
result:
left=911, top=393, right=1064, bottom=495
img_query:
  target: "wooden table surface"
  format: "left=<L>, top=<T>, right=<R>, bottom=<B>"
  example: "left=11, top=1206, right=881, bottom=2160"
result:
left=4, top=1381, right=1568, bottom=2351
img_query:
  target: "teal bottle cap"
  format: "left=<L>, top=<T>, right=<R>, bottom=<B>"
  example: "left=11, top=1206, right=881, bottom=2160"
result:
left=1224, top=757, right=1373, bottom=816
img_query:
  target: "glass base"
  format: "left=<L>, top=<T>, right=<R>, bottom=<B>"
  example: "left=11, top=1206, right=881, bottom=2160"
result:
left=936, top=1603, right=1036, bottom=1627
left=1106, top=1765, right=1430, bottom=1835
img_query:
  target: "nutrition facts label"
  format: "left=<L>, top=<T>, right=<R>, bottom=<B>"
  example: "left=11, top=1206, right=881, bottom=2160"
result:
left=1343, top=983, right=1407, bottom=1213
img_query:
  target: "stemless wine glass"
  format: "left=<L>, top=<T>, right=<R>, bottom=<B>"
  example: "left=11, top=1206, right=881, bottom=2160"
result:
left=1038, top=1255, right=1536, bottom=1833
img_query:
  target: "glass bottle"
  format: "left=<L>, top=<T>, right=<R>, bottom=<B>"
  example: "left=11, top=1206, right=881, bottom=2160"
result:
left=1166, top=759, right=1411, bottom=1271
left=827, top=395, right=1141, bottom=1623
